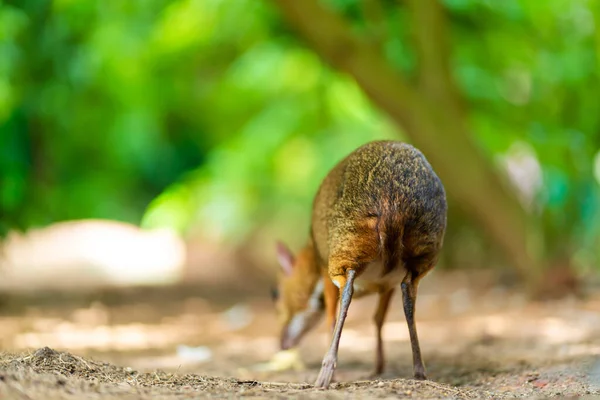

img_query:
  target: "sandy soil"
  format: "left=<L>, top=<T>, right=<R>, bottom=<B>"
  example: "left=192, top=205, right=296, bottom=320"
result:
left=1, top=271, right=600, bottom=399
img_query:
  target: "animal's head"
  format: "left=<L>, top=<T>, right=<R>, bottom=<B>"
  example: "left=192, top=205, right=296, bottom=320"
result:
left=271, top=241, right=324, bottom=350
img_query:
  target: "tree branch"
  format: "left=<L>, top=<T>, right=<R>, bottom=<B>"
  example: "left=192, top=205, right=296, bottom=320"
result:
left=361, top=0, right=387, bottom=49
left=271, top=0, right=421, bottom=124
left=403, top=0, right=465, bottom=118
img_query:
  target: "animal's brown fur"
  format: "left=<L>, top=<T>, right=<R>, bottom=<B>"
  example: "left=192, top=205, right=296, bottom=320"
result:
left=311, top=140, right=446, bottom=282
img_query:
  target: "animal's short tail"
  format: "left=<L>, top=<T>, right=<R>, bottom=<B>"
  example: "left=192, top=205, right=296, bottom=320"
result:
left=378, top=211, right=404, bottom=277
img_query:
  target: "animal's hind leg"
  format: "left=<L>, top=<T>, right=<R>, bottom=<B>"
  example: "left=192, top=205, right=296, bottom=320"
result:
left=401, top=260, right=434, bottom=380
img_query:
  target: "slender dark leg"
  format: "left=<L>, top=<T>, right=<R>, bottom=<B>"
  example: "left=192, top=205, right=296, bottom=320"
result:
left=401, top=273, right=426, bottom=380
left=373, top=289, right=395, bottom=376
left=314, top=269, right=357, bottom=389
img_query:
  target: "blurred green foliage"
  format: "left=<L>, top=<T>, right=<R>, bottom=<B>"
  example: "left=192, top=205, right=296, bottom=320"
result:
left=1, top=0, right=599, bottom=270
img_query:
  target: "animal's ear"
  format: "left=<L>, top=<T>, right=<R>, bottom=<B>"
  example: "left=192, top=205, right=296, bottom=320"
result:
left=276, top=241, right=295, bottom=276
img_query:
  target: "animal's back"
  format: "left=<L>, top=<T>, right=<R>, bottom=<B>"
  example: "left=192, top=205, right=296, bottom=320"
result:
left=311, top=141, right=447, bottom=289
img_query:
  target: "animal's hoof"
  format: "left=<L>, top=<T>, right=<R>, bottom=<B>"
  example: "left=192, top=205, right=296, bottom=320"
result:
left=368, top=369, right=384, bottom=379
left=314, top=356, right=337, bottom=389
left=414, top=371, right=427, bottom=380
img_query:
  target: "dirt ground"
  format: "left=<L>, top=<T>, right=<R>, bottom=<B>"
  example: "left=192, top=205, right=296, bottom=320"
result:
left=1, top=270, right=600, bottom=399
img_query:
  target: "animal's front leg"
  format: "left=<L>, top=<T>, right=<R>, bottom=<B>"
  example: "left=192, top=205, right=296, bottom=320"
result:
left=323, top=272, right=338, bottom=335
left=373, top=288, right=395, bottom=376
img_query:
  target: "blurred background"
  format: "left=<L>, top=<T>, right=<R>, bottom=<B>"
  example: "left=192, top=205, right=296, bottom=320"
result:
left=0, top=0, right=600, bottom=386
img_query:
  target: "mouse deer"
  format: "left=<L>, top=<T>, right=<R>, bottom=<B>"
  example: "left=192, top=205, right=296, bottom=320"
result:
left=272, top=140, right=447, bottom=388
